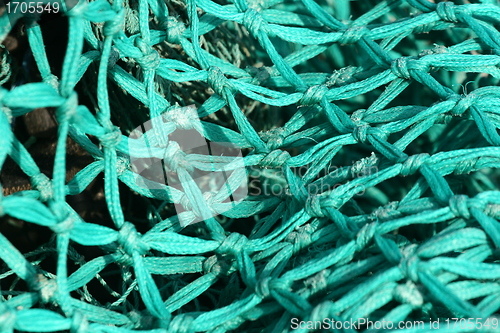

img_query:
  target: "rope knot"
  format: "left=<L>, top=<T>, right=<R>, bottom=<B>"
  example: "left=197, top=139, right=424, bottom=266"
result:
left=217, top=232, right=249, bottom=256
left=57, top=91, right=78, bottom=123
left=116, top=155, right=130, bottom=176
left=484, top=203, right=500, bottom=217
left=50, top=214, right=74, bottom=234
left=164, top=16, right=186, bottom=44
left=135, top=38, right=160, bottom=71
left=391, top=57, right=412, bottom=79
left=202, top=255, right=222, bottom=276
left=104, top=9, right=125, bottom=37
left=299, top=85, right=329, bottom=106
left=400, top=153, right=430, bottom=176
left=118, top=222, right=149, bottom=256
left=114, top=251, right=134, bottom=267
left=30, top=274, right=57, bottom=304
left=450, top=93, right=475, bottom=117
left=179, top=193, right=193, bottom=212
left=354, top=222, right=377, bottom=252
left=43, top=74, right=59, bottom=90
left=167, top=314, right=194, bottom=333
left=352, top=124, right=370, bottom=144
left=399, top=244, right=420, bottom=282
left=436, top=1, right=458, bottom=23
left=31, top=173, right=53, bottom=201
left=449, top=194, right=471, bottom=220
left=351, top=152, right=378, bottom=177
left=137, top=50, right=161, bottom=70
left=261, top=127, right=286, bottom=150
left=394, top=281, right=423, bottom=308
left=100, top=126, right=122, bottom=148
left=163, top=105, right=199, bottom=130
left=203, top=191, right=218, bottom=207
left=259, top=149, right=291, bottom=168
left=293, top=225, right=314, bottom=253
left=242, top=8, right=270, bottom=37
left=255, top=278, right=288, bottom=298
left=179, top=191, right=217, bottom=219
left=338, top=26, right=369, bottom=45
left=163, top=141, right=191, bottom=172
left=255, top=277, right=271, bottom=298
left=207, top=67, right=233, bottom=97
left=305, top=195, right=324, bottom=217
left=372, top=201, right=402, bottom=221
left=135, top=49, right=161, bottom=71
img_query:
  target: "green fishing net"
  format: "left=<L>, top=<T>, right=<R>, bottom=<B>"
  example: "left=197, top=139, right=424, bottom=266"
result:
left=1, top=0, right=500, bottom=331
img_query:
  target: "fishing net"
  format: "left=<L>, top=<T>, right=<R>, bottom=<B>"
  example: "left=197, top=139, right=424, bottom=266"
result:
left=1, top=0, right=500, bottom=331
